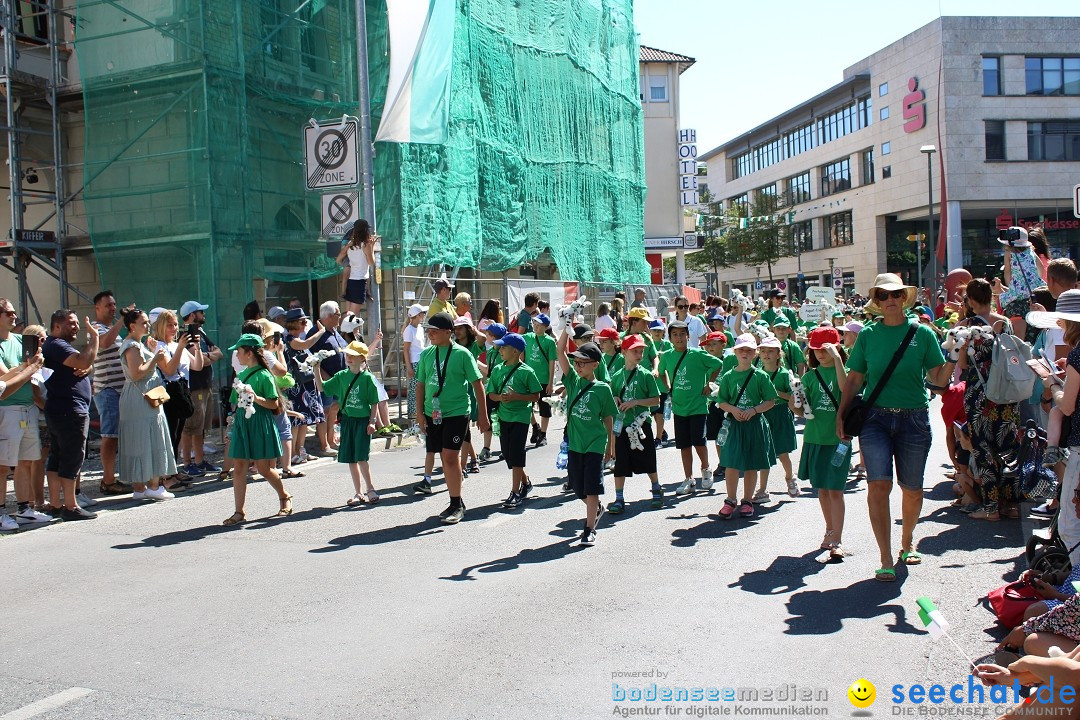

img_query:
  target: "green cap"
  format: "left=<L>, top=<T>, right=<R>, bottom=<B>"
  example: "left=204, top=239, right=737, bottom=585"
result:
left=228, top=333, right=264, bottom=351
left=771, top=318, right=791, bottom=328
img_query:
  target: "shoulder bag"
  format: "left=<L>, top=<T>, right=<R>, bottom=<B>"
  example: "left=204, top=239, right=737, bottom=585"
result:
left=841, top=324, right=917, bottom=437
left=143, top=384, right=170, bottom=409
left=159, top=365, right=195, bottom=419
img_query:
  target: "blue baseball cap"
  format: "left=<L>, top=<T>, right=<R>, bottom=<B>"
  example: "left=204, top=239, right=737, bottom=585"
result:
left=532, top=313, right=551, bottom=326
left=485, top=322, right=507, bottom=339
left=494, top=332, right=526, bottom=352
left=648, top=319, right=665, bottom=330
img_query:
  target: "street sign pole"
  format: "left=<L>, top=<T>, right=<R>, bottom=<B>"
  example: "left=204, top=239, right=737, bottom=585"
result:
left=355, top=0, right=381, bottom=341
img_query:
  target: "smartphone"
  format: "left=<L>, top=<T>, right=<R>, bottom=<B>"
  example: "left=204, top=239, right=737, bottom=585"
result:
left=187, top=323, right=201, bottom=343
left=21, top=334, right=39, bottom=361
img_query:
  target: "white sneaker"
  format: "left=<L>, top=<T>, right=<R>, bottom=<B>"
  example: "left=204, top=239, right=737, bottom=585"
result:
left=15, top=507, right=56, bottom=524
left=701, top=468, right=713, bottom=490
left=76, top=492, right=98, bottom=508
left=0, top=514, right=18, bottom=531
left=786, top=477, right=801, bottom=497
left=676, top=478, right=695, bottom=495
left=132, top=490, right=147, bottom=501
left=144, top=486, right=175, bottom=501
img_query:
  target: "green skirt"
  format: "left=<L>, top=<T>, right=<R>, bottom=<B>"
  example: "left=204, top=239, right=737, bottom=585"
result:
left=229, top=408, right=283, bottom=461
left=338, top=414, right=373, bottom=463
left=763, top=404, right=797, bottom=455
left=720, top=414, right=776, bottom=471
left=798, top=442, right=851, bottom=491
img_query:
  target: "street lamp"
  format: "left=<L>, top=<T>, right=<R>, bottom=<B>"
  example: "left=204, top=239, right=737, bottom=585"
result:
left=920, top=144, right=937, bottom=303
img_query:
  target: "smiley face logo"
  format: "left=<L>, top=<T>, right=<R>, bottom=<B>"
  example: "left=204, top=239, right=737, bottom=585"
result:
left=848, top=679, right=876, bottom=709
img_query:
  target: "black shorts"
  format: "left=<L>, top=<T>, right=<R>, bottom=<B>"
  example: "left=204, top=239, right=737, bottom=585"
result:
left=614, top=422, right=657, bottom=478
left=424, top=415, right=469, bottom=453
left=343, top=278, right=367, bottom=304
left=567, top=450, right=605, bottom=499
left=956, top=447, right=971, bottom=467
left=500, top=420, right=528, bottom=469
left=652, top=392, right=669, bottom=415
left=673, top=413, right=707, bottom=449
left=706, top=404, right=724, bottom=442
left=536, top=390, right=551, bottom=419
left=45, top=412, right=89, bottom=480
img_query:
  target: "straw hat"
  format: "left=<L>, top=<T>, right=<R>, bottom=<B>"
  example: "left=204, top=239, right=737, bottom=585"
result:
left=1027, top=289, right=1080, bottom=329
left=865, top=273, right=917, bottom=315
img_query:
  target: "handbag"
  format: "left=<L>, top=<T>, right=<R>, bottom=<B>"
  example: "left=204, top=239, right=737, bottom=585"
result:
left=987, top=581, right=1042, bottom=628
left=143, top=385, right=170, bottom=409
left=842, top=324, right=918, bottom=437
left=159, top=368, right=195, bottom=419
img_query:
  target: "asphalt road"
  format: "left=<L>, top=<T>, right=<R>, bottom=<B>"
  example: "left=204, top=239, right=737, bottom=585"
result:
left=0, top=402, right=1035, bottom=719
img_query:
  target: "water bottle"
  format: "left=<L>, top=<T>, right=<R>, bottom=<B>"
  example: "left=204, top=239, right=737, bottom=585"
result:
left=613, top=415, right=624, bottom=436
left=716, top=418, right=730, bottom=447
left=490, top=413, right=501, bottom=437
left=556, top=437, right=569, bottom=470
left=831, top=440, right=851, bottom=467
left=663, top=396, right=672, bottom=420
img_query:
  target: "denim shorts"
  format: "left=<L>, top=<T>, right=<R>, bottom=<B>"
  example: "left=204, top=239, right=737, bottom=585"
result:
left=93, top=387, right=121, bottom=438
left=273, top=409, right=293, bottom=441
left=859, top=407, right=932, bottom=491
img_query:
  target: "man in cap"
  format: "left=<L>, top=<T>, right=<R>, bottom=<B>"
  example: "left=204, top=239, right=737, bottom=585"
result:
left=179, top=299, right=224, bottom=476
left=413, top=312, right=489, bottom=523
left=428, top=278, right=457, bottom=320
left=760, top=289, right=799, bottom=329
left=524, top=313, right=557, bottom=446
left=630, top=287, right=647, bottom=310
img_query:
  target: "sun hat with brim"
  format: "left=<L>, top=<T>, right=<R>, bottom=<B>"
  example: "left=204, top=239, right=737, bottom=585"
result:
left=267, top=306, right=287, bottom=321
left=573, top=324, right=595, bottom=340
left=148, top=307, right=167, bottom=324
left=229, top=333, right=264, bottom=351
left=180, top=300, right=209, bottom=318
left=568, top=342, right=603, bottom=363
left=808, top=326, right=841, bottom=350
left=408, top=303, right=429, bottom=318
left=866, top=273, right=917, bottom=314
left=284, top=307, right=308, bottom=322
left=532, top=313, right=551, bottom=327
left=453, top=316, right=474, bottom=327
left=494, top=333, right=526, bottom=352
left=758, top=336, right=781, bottom=349
left=668, top=320, right=689, bottom=332
left=627, top=307, right=651, bottom=320
left=621, top=334, right=646, bottom=352
left=255, top=319, right=284, bottom=338
left=997, top=226, right=1031, bottom=248
left=343, top=341, right=369, bottom=357
left=1027, top=289, right=1080, bottom=328
left=733, top=333, right=758, bottom=351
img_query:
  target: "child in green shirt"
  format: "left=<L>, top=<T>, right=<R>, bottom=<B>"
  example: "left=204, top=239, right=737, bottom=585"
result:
left=525, top=313, right=557, bottom=447
left=648, top=319, right=672, bottom=448
left=755, top=336, right=797, bottom=503
left=608, top=334, right=662, bottom=513
left=485, top=333, right=542, bottom=509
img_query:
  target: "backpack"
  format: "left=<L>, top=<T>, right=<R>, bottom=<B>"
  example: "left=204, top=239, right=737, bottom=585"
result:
left=972, top=329, right=1035, bottom=405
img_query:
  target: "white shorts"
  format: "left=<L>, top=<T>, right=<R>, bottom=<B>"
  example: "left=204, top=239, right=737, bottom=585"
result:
left=0, top=404, right=42, bottom=466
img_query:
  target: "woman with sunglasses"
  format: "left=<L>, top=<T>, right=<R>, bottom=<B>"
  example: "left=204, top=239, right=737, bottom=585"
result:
left=837, top=273, right=953, bottom=582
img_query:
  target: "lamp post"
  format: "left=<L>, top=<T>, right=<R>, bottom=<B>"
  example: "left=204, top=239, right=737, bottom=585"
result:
left=920, top=145, right=937, bottom=303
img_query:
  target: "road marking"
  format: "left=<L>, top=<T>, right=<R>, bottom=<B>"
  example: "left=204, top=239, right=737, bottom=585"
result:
left=1, top=688, right=94, bottom=720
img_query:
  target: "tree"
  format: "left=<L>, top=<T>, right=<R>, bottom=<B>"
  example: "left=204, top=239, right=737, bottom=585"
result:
left=722, top=191, right=796, bottom=285
left=684, top=187, right=735, bottom=280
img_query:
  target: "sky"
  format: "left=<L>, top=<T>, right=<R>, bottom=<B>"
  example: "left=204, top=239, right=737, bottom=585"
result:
left=632, top=0, right=1080, bottom=153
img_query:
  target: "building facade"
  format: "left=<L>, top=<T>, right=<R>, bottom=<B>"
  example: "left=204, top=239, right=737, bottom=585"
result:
left=701, top=16, right=1080, bottom=299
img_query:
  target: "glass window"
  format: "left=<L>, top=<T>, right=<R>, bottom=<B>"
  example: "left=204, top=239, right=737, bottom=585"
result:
left=879, top=82, right=889, bottom=96
left=881, top=141, right=891, bottom=155
left=861, top=148, right=875, bottom=185
left=882, top=165, right=892, bottom=179
left=985, top=120, right=1005, bottom=161
left=982, top=57, right=1001, bottom=96
left=757, top=183, right=776, bottom=200
left=820, top=158, right=851, bottom=197
left=649, top=75, right=668, bottom=102
left=791, top=220, right=813, bottom=252
left=1026, top=57, right=1080, bottom=96
left=879, top=106, right=889, bottom=121
left=729, top=193, right=748, bottom=211
left=786, top=172, right=811, bottom=205
left=826, top=212, right=853, bottom=247
left=1028, top=121, right=1080, bottom=161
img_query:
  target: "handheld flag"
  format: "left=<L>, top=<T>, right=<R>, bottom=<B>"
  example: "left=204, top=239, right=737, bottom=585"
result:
left=916, top=597, right=950, bottom=639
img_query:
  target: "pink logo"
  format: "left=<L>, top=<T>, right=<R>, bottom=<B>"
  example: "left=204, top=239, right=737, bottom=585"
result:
left=902, top=77, right=926, bottom=133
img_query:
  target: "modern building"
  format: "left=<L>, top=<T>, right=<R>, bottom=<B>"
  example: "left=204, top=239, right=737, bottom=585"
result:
left=700, top=15, right=1080, bottom=300
left=639, top=45, right=697, bottom=285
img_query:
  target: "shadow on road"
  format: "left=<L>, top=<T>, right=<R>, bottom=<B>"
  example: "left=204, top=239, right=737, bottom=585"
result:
left=670, top=502, right=787, bottom=547
left=784, top=574, right=921, bottom=635
left=440, top=531, right=583, bottom=581
left=727, top=549, right=828, bottom=596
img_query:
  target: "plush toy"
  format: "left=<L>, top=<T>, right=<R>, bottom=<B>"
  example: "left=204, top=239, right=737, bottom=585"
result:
left=626, top=412, right=652, bottom=451
left=964, top=325, right=996, bottom=356
left=558, top=295, right=592, bottom=323
left=232, top=377, right=256, bottom=419
left=540, top=392, right=566, bottom=416
left=748, top=324, right=773, bottom=342
left=300, top=349, right=337, bottom=374
left=730, top=288, right=749, bottom=310
left=940, top=326, right=972, bottom=362
left=341, top=312, right=364, bottom=336
left=791, top=375, right=814, bottom=420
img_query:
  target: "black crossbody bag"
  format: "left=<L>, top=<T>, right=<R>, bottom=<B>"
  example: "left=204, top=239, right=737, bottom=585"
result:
left=841, top=324, right=917, bottom=437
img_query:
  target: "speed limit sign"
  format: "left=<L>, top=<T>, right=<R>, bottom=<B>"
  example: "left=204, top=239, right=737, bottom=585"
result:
left=304, top=118, right=360, bottom=190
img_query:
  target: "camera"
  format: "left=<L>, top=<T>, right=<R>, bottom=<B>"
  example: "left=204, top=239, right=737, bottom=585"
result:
left=998, top=227, right=1023, bottom=243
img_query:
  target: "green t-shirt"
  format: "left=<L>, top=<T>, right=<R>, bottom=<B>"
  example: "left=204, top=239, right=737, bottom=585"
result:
left=716, top=366, right=778, bottom=412
left=523, top=331, right=557, bottom=384
left=800, top=366, right=842, bottom=445
left=601, top=351, right=625, bottom=378
left=610, top=365, right=660, bottom=429
left=230, top=366, right=278, bottom=418
left=721, top=352, right=740, bottom=374
left=416, top=342, right=482, bottom=419
left=659, top=348, right=723, bottom=416
left=486, top=360, right=543, bottom=424
left=0, top=334, right=31, bottom=406
left=761, top=306, right=799, bottom=329
left=322, top=368, right=380, bottom=419
left=780, top=339, right=805, bottom=372
left=486, top=345, right=503, bottom=376
left=563, top=368, right=617, bottom=455
left=846, top=320, right=945, bottom=410
left=765, top=366, right=793, bottom=396
left=626, top=332, right=659, bottom=368
left=653, top=339, right=674, bottom=356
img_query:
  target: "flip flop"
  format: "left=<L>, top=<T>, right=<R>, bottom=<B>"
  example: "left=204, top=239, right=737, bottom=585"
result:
left=346, top=493, right=367, bottom=507
left=874, top=567, right=897, bottom=582
left=280, top=469, right=305, bottom=479
left=365, top=490, right=381, bottom=503
left=899, top=551, right=922, bottom=566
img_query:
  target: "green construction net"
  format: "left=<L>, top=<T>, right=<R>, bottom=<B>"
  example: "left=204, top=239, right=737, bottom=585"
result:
left=368, top=0, right=649, bottom=283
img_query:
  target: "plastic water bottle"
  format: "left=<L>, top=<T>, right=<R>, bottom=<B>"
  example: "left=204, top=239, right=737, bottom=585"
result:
left=831, top=440, right=851, bottom=467
left=716, top=418, right=730, bottom=447
left=613, top=416, right=624, bottom=436
left=491, top=413, right=501, bottom=437
left=663, top=396, right=672, bottom=420
left=556, top=437, right=569, bottom=470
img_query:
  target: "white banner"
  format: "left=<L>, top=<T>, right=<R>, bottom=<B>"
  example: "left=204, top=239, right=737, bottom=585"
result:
left=506, top=281, right=575, bottom=336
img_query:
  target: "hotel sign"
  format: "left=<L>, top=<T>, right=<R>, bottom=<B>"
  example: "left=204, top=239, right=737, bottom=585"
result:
left=678, top=129, right=699, bottom=207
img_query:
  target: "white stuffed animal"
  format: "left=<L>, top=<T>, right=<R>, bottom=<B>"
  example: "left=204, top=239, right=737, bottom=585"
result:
left=748, top=325, right=773, bottom=342
left=940, top=326, right=971, bottom=362
left=964, top=325, right=996, bottom=357
left=232, top=377, right=256, bottom=419
left=540, top=392, right=566, bottom=416
left=340, top=312, right=364, bottom=336
left=730, top=288, right=749, bottom=310
left=300, top=349, right=337, bottom=374
left=558, top=295, right=592, bottom=323
left=791, top=375, right=814, bottom=420
left=626, top=412, right=652, bottom=451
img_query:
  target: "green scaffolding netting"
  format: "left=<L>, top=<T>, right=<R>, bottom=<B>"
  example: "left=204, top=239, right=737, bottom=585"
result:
left=74, top=0, right=648, bottom=339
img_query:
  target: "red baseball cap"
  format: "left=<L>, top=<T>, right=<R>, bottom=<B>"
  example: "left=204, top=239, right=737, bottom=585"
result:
left=704, top=331, right=728, bottom=344
left=597, top=328, right=620, bottom=341
left=621, top=334, right=646, bottom=352
left=807, top=326, right=841, bottom=350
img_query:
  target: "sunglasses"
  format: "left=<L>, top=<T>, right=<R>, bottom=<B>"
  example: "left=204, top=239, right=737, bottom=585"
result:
left=874, top=289, right=907, bottom=302
left=676, top=304, right=689, bottom=309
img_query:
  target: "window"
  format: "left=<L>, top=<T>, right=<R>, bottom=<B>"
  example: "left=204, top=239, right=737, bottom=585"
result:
left=649, top=75, right=669, bottom=102
left=1028, top=121, right=1080, bottom=161
left=983, top=57, right=1002, bottom=96
left=820, top=158, right=851, bottom=197
left=786, top=172, right=811, bottom=205
left=881, top=141, right=891, bottom=155
left=882, top=165, right=892, bottom=179
left=1026, top=57, right=1080, bottom=96
left=985, top=120, right=1005, bottom=161
left=861, top=148, right=875, bottom=184
left=729, top=193, right=748, bottom=211
left=790, top=220, right=813, bottom=252
left=14, top=1, right=48, bottom=43
left=879, top=82, right=889, bottom=96
left=756, top=183, right=776, bottom=201
left=826, top=212, right=853, bottom=247
left=879, top=106, right=889, bottom=121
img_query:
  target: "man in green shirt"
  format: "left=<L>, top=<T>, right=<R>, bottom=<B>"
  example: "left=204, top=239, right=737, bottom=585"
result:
left=524, top=313, right=557, bottom=447
left=486, top=333, right=542, bottom=509
left=414, top=312, right=489, bottom=524
left=659, top=321, right=723, bottom=496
